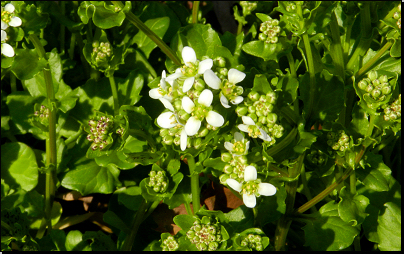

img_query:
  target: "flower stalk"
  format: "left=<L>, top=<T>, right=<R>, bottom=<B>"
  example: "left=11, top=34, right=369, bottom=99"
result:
left=192, top=1, right=200, bottom=24
left=121, top=198, right=149, bottom=251
left=186, top=155, right=200, bottom=214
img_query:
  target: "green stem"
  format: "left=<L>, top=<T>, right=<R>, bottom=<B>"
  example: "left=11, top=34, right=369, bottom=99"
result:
left=300, top=165, right=317, bottom=213
left=64, top=128, right=83, bottom=146
left=184, top=201, right=193, bottom=215
left=10, top=71, right=16, bottom=93
left=121, top=198, right=149, bottom=251
left=29, top=34, right=57, bottom=235
left=302, top=33, right=316, bottom=122
left=107, top=72, right=119, bottom=116
left=142, top=200, right=161, bottom=222
left=265, top=127, right=298, bottom=157
left=329, top=11, right=345, bottom=80
left=274, top=153, right=305, bottom=251
left=366, top=114, right=376, bottom=137
left=286, top=52, right=296, bottom=78
left=186, top=155, right=200, bottom=214
left=111, top=1, right=181, bottom=66
left=192, top=1, right=200, bottom=24
left=68, top=32, right=76, bottom=60
left=355, top=41, right=393, bottom=79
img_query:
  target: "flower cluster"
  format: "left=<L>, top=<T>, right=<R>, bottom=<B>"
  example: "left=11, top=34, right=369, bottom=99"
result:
left=92, top=41, right=112, bottom=62
left=240, top=234, right=264, bottom=251
left=236, top=90, right=283, bottom=145
left=152, top=46, right=241, bottom=151
left=285, top=2, right=297, bottom=13
left=186, top=216, right=223, bottom=251
left=34, top=105, right=50, bottom=124
left=383, top=94, right=401, bottom=121
left=240, top=1, right=258, bottom=17
left=1, top=3, right=22, bottom=57
left=326, top=130, right=350, bottom=152
left=86, top=116, right=114, bottom=151
left=226, top=165, right=276, bottom=208
left=160, top=235, right=179, bottom=251
left=258, top=17, right=281, bottom=44
left=148, top=170, right=169, bottom=193
left=393, top=4, right=401, bottom=29
left=357, top=70, right=392, bottom=102
left=307, top=149, right=327, bottom=166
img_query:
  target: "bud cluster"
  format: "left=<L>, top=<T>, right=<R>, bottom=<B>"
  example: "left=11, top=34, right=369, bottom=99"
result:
left=236, top=90, right=283, bottom=145
left=186, top=217, right=223, bottom=251
left=307, top=149, right=327, bottom=166
left=357, top=70, right=392, bottom=102
left=161, top=235, right=179, bottom=251
left=383, top=94, right=401, bottom=121
left=87, top=116, right=113, bottom=151
left=326, top=130, right=350, bottom=152
left=212, top=56, right=228, bottom=80
left=34, top=105, right=50, bottom=123
left=258, top=17, right=281, bottom=44
left=148, top=170, right=169, bottom=193
left=92, top=41, right=112, bottom=62
left=393, top=4, right=401, bottom=29
left=285, top=2, right=297, bottom=12
left=219, top=154, right=249, bottom=184
left=240, top=1, right=258, bottom=16
left=240, top=234, right=264, bottom=251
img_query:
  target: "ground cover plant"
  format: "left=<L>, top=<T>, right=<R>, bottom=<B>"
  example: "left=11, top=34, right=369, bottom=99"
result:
left=1, top=1, right=401, bottom=251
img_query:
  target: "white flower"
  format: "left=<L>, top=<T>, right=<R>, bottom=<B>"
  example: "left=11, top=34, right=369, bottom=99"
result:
left=204, top=69, right=245, bottom=108
left=1, top=3, right=22, bottom=30
left=224, top=132, right=250, bottom=156
left=238, top=116, right=271, bottom=142
left=156, top=111, right=188, bottom=151
left=226, top=165, right=276, bottom=208
left=1, top=29, right=14, bottom=57
left=182, top=89, right=224, bottom=136
left=149, top=70, right=174, bottom=102
left=166, top=46, right=213, bottom=93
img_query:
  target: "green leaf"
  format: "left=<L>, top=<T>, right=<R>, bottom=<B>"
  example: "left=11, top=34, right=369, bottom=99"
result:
left=355, top=153, right=390, bottom=192
left=337, top=186, right=369, bottom=226
left=224, top=206, right=254, bottom=234
left=132, top=17, right=170, bottom=58
left=61, top=159, right=121, bottom=196
left=116, top=186, right=143, bottom=211
left=13, top=2, right=49, bottom=35
left=377, top=202, right=401, bottom=251
left=255, top=185, right=286, bottom=226
left=82, top=231, right=117, bottom=251
left=173, top=214, right=197, bottom=232
left=125, top=151, right=163, bottom=165
left=65, top=230, right=91, bottom=251
left=1, top=142, right=38, bottom=192
left=10, top=48, right=48, bottom=80
left=242, top=40, right=283, bottom=62
left=116, top=70, right=144, bottom=106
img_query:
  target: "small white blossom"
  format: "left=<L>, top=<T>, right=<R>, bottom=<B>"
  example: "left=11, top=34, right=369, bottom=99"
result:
left=1, top=3, right=22, bottom=30
left=149, top=70, right=175, bottom=102
left=238, top=116, right=271, bottom=141
left=224, top=132, right=250, bottom=156
left=166, top=46, right=213, bottom=93
left=156, top=111, right=188, bottom=151
left=226, top=166, right=276, bottom=208
left=1, top=29, right=14, bottom=57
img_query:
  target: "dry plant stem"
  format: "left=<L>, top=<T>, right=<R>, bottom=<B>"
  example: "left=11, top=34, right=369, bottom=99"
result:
left=274, top=153, right=305, bottom=251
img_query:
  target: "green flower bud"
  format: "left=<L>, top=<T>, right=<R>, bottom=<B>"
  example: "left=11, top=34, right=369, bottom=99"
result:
left=194, top=78, right=206, bottom=91
left=379, top=75, right=388, bottom=83
left=221, top=152, right=232, bottom=162
left=214, top=56, right=226, bottom=68
left=179, top=109, right=190, bottom=121
left=219, top=67, right=228, bottom=77
left=373, top=79, right=381, bottom=87
left=198, top=127, right=209, bottom=137
left=197, top=242, right=207, bottom=251
left=258, top=33, right=267, bottom=41
left=248, top=113, right=258, bottom=122
left=219, top=174, right=230, bottom=184
left=371, top=88, right=382, bottom=98
left=224, top=164, right=234, bottom=174
left=368, top=70, right=378, bottom=81
left=173, top=136, right=180, bottom=146
left=236, top=105, right=248, bottom=116
left=248, top=105, right=256, bottom=113
left=366, top=85, right=374, bottom=93
left=259, top=115, right=267, bottom=125
left=358, top=80, right=368, bottom=90
left=209, top=241, right=219, bottom=251
left=382, top=86, right=391, bottom=95
left=248, top=91, right=260, bottom=101
left=193, top=137, right=203, bottom=149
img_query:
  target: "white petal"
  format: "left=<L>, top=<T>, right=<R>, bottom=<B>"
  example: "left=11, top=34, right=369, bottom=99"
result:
left=159, top=98, right=174, bottom=111
left=203, top=69, right=221, bottom=90
left=224, top=142, right=234, bottom=152
left=220, top=94, right=231, bottom=108
left=198, top=89, right=213, bottom=107
left=182, top=46, right=197, bottom=65
left=228, top=68, right=246, bottom=84
left=180, top=129, right=187, bottom=151
left=206, top=111, right=224, bottom=127
left=243, top=193, right=257, bottom=208
left=185, top=116, right=201, bottom=136
left=258, top=183, right=277, bottom=196
left=183, top=77, right=195, bottom=92
left=1, top=21, right=8, bottom=30
left=5, top=3, right=15, bottom=13
left=259, top=128, right=272, bottom=142
left=238, top=124, right=249, bottom=133
left=165, top=72, right=182, bottom=83
left=244, top=166, right=257, bottom=182
left=234, top=132, right=244, bottom=142
left=157, top=112, right=177, bottom=129
left=1, top=43, right=14, bottom=57
left=149, top=88, right=162, bottom=99
left=242, top=116, right=256, bottom=126
left=245, top=141, right=250, bottom=152
left=231, top=96, right=244, bottom=105
left=9, top=17, right=22, bottom=27
left=161, top=70, right=166, bottom=78
left=182, top=96, right=195, bottom=114
left=198, top=58, right=213, bottom=74
left=226, top=179, right=242, bottom=192
left=1, top=30, right=6, bottom=41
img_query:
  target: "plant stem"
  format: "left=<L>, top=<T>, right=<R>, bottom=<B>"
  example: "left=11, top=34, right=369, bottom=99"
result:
left=192, top=1, right=200, bottom=24
left=10, top=72, right=16, bottom=93
left=107, top=71, right=119, bottom=116
left=302, top=32, right=316, bottom=122
left=29, top=34, right=57, bottom=235
left=265, top=127, right=298, bottom=157
left=142, top=200, right=161, bottom=222
left=111, top=1, right=181, bottom=66
left=121, top=198, right=149, bottom=251
left=186, top=155, right=200, bottom=214
left=355, top=41, right=393, bottom=79
left=329, top=11, right=345, bottom=80
left=274, top=153, right=305, bottom=251
left=300, top=165, right=317, bottom=213
left=286, top=52, right=296, bottom=78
